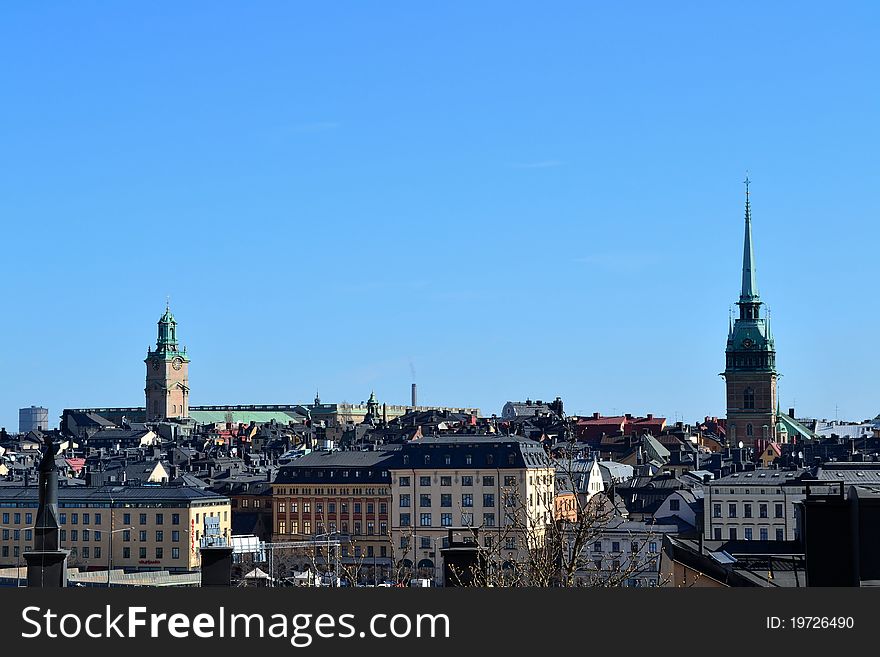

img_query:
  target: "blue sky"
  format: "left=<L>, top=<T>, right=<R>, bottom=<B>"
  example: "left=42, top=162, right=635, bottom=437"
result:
left=1, top=2, right=878, bottom=430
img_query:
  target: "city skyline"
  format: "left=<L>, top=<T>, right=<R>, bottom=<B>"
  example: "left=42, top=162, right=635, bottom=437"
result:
left=2, top=3, right=878, bottom=429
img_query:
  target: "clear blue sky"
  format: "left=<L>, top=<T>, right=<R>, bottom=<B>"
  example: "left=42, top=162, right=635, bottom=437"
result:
left=1, top=2, right=878, bottom=431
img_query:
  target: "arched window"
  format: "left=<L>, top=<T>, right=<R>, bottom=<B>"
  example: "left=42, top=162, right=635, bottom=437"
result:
left=743, top=387, right=755, bottom=410
left=746, top=423, right=753, bottom=437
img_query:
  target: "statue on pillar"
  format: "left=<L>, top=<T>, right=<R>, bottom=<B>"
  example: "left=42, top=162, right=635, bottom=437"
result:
left=25, top=432, right=67, bottom=586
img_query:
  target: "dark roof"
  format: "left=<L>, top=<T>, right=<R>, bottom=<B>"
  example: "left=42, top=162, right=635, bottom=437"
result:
left=0, top=485, right=229, bottom=505
left=275, top=450, right=396, bottom=485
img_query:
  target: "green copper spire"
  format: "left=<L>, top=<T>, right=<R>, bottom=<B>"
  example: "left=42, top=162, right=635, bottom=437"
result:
left=156, top=303, right=180, bottom=352
left=740, top=175, right=759, bottom=303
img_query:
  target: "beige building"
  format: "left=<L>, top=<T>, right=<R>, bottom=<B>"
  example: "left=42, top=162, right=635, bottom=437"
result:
left=0, top=485, right=230, bottom=573
left=389, top=435, right=555, bottom=582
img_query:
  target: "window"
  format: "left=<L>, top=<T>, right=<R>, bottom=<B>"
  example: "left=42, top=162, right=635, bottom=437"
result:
left=291, top=521, right=299, bottom=534
left=744, top=528, right=753, bottom=540
left=420, top=513, right=431, bottom=527
left=155, top=547, right=163, bottom=559
left=483, top=476, right=495, bottom=487
left=461, top=513, right=473, bottom=526
left=367, top=522, right=374, bottom=535
left=440, top=494, right=452, bottom=507
left=746, top=423, right=753, bottom=437
left=462, top=494, right=473, bottom=508
left=504, top=476, right=516, bottom=487
left=714, top=528, right=722, bottom=540
left=743, top=387, right=755, bottom=410
left=71, top=530, right=78, bottom=542
left=400, top=536, right=409, bottom=550
left=316, top=503, right=323, bottom=514
left=328, top=503, right=336, bottom=514
left=0, top=513, right=6, bottom=524
left=420, top=494, right=431, bottom=507
left=367, top=503, right=374, bottom=514
left=483, top=494, right=495, bottom=507
left=759, top=503, right=768, bottom=518
left=630, top=541, right=639, bottom=553
left=505, top=537, right=516, bottom=550
left=775, top=503, right=784, bottom=518
left=400, top=513, right=411, bottom=527
left=440, top=476, right=452, bottom=487
left=379, top=503, right=387, bottom=515
left=776, top=528, right=784, bottom=541
left=139, top=547, right=147, bottom=559
left=278, top=501, right=286, bottom=514
left=399, top=477, right=410, bottom=487
left=122, top=530, right=131, bottom=542
left=172, top=514, right=180, bottom=525
left=139, top=530, right=147, bottom=542
left=465, top=455, right=472, bottom=466
left=83, top=529, right=90, bottom=541
left=649, top=541, right=657, bottom=553
left=123, top=547, right=131, bottom=559
left=744, top=503, right=752, bottom=518
left=172, top=531, right=180, bottom=542
left=760, top=528, right=769, bottom=541
left=441, top=513, right=453, bottom=527
left=419, top=476, right=431, bottom=487
left=670, top=499, right=680, bottom=511
left=728, top=503, right=737, bottom=518
left=593, top=542, right=602, bottom=553
left=713, top=504, right=721, bottom=518
left=93, top=513, right=100, bottom=526
left=123, top=513, right=131, bottom=525
left=156, top=531, right=164, bottom=542
left=95, top=547, right=101, bottom=559
left=461, top=476, right=473, bottom=487
left=69, top=513, right=76, bottom=525
left=93, top=530, right=100, bottom=541
left=156, top=513, right=163, bottom=525
left=139, top=513, right=147, bottom=525
left=303, top=521, right=311, bottom=534
left=611, top=541, right=620, bottom=553
left=278, top=520, right=287, bottom=534
left=172, top=548, right=180, bottom=559
left=400, top=494, right=411, bottom=508
left=483, top=513, right=495, bottom=527
left=350, top=503, right=357, bottom=514
left=729, top=528, right=737, bottom=540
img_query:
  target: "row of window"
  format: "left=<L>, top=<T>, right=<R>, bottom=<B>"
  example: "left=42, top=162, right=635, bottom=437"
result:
left=277, top=501, right=386, bottom=515
left=713, top=502, right=785, bottom=519
left=400, top=512, right=499, bottom=528
left=0, top=513, right=33, bottom=525
left=276, top=520, right=388, bottom=535
left=713, top=527, right=785, bottom=541
left=591, top=540, right=658, bottom=554
left=401, top=454, right=517, bottom=467
left=398, top=535, right=519, bottom=550
left=275, top=488, right=388, bottom=496
left=401, top=493, right=498, bottom=508
left=0, top=545, right=184, bottom=561
left=400, top=475, right=516, bottom=488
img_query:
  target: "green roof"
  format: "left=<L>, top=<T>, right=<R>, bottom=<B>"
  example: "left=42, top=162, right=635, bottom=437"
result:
left=189, top=410, right=303, bottom=425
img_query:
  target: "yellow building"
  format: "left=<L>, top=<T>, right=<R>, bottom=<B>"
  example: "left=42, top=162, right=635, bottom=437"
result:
left=0, top=485, right=230, bottom=573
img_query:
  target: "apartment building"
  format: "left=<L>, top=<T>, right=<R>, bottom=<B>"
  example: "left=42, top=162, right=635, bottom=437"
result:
left=389, top=435, right=555, bottom=583
left=703, top=468, right=809, bottom=542
left=271, top=450, right=395, bottom=580
left=0, top=485, right=231, bottom=572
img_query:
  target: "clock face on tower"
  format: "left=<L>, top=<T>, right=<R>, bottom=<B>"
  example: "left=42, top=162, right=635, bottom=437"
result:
left=742, top=338, right=754, bottom=348
left=172, top=357, right=183, bottom=371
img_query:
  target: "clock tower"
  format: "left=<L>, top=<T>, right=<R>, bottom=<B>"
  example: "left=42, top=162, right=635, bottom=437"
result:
left=145, top=304, right=190, bottom=421
left=722, top=178, right=778, bottom=447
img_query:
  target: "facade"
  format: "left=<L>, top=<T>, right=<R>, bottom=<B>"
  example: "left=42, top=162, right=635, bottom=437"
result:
left=271, top=451, right=395, bottom=581
left=18, top=406, right=49, bottom=433
left=145, top=305, right=190, bottom=421
left=703, top=468, right=808, bottom=542
left=389, top=435, right=555, bottom=583
left=723, top=179, right=778, bottom=447
left=583, top=518, right=678, bottom=587
left=0, top=485, right=230, bottom=572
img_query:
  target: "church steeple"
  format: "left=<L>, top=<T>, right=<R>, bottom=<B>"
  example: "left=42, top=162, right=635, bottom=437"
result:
left=156, top=302, right=180, bottom=352
left=723, top=176, right=778, bottom=447
left=737, top=176, right=762, bottom=320
left=740, top=176, right=759, bottom=303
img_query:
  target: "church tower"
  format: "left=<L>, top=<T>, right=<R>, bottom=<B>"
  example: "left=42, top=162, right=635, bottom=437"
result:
left=723, top=178, right=777, bottom=447
left=145, top=304, right=190, bottom=421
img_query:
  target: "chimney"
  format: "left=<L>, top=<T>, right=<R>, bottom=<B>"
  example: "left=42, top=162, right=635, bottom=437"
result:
left=788, top=407, right=795, bottom=419
left=647, top=414, right=654, bottom=420
left=593, top=412, right=600, bottom=419
left=411, top=383, right=417, bottom=407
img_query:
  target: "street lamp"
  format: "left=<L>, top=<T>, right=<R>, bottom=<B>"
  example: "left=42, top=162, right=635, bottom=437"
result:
left=106, top=527, right=133, bottom=587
